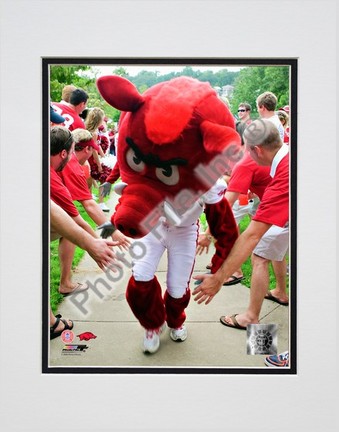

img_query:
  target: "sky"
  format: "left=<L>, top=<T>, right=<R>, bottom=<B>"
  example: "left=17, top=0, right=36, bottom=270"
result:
left=94, top=64, right=244, bottom=77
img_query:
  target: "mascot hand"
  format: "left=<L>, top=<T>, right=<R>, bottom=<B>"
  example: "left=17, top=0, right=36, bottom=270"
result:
left=97, top=221, right=116, bottom=239
left=99, top=182, right=112, bottom=198
left=113, top=182, right=128, bottom=196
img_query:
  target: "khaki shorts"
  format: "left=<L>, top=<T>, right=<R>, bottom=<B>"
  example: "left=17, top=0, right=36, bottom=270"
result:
left=253, top=224, right=289, bottom=261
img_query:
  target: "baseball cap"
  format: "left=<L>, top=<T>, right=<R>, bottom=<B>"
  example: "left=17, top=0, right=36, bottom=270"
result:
left=76, top=138, right=100, bottom=152
left=50, top=105, right=65, bottom=124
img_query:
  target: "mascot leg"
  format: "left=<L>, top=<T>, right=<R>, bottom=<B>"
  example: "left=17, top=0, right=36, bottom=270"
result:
left=164, top=288, right=190, bottom=330
left=205, top=197, right=239, bottom=274
left=126, top=276, right=166, bottom=330
left=164, top=223, right=198, bottom=341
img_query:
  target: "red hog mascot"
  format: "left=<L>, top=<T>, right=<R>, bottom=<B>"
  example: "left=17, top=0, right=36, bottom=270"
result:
left=97, top=75, right=242, bottom=353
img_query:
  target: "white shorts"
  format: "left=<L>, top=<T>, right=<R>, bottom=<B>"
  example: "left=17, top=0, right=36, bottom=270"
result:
left=253, top=224, right=289, bottom=261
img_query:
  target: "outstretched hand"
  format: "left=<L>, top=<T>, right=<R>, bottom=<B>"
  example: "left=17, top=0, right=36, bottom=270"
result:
left=87, top=238, right=120, bottom=271
left=196, top=233, right=212, bottom=255
left=112, top=229, right=131, bottom=251
left=192, top=273, right=223, bottom=305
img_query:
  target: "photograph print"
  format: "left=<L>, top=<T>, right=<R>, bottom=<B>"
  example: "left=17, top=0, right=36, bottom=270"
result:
left=43, top=57, right=297, bottom=374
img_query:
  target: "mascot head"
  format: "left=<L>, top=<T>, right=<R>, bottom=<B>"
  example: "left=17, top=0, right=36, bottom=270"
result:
left=97, top=75, right=242, bottom=238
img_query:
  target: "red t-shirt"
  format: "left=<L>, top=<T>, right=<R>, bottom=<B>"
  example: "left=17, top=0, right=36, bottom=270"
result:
left=51, top=102, right=85, bottom=131
left=252, top=152, right=289, bottom=227
left=58, top=153, right=92, bottom=201
left=227, top=152, right=271, bottom=200
left=50, top=166, right=79, bottom=217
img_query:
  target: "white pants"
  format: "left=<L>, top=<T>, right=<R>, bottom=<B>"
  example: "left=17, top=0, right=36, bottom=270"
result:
left=132, top=222, right=199, bottom=298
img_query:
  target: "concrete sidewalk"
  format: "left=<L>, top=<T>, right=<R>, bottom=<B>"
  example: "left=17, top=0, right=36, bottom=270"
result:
left=49, top=193, right=289, bottom=370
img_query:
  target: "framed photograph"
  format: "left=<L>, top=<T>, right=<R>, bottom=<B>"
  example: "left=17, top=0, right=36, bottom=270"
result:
left=1, top=1, right=336, bottom=431
left=43, top=57, right=297, bottom=374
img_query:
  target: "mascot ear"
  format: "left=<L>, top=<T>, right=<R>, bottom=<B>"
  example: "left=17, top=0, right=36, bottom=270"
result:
left=96, top=76, right=144, bottom=112
left=200, top=120, right=242, bottom=153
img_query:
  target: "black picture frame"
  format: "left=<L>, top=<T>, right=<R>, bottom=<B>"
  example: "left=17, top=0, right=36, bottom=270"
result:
left=43, top=57, right=297, bottom=375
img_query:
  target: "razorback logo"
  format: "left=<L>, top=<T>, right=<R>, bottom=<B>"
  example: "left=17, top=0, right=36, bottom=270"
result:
left=77, top=332, right=97, bottom=341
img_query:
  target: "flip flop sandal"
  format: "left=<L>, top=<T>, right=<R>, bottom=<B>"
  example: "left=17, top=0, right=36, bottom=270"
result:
left=222, top=275, right=244, bottom=286
left=219, top=314, right=247, bottom=330
left=50, top=314, right=74, bottom=340
left=264, top=291, right=289, bottom=306
left=60, top=282, right=89, bottom=297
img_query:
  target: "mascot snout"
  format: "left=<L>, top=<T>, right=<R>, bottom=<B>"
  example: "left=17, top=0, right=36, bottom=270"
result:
left=113, top=184, right=164, bottom=238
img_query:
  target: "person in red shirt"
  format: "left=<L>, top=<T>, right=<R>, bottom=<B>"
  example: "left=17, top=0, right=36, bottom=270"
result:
left=50, top=126, right=98, bottom=295
left=197, top=149, right=288, bottom=293
left=225, top=151, right=289, bottom=301
left=52, top=88, right=88, bottom=131
left=193, top=119, right=289, bottom=330
left=227, top=151, right=271, bottom=201
left=222, top=152, right=272, bottom=284
left=58, top=128, right=130, bottom=249
left=60, top=84, right=76, bottom=105
left=196, top=153, right=271, bottom=283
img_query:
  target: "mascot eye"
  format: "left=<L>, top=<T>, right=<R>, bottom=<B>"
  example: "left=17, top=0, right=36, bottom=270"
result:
left=155, top=165, right=179, bottom=185
left=126, top=148, right=145, bottom=172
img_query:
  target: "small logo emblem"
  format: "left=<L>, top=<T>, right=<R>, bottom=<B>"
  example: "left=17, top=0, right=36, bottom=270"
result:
left=247, top=324, right=277, bottom=355
left=61, top=329, right=74, bottom=344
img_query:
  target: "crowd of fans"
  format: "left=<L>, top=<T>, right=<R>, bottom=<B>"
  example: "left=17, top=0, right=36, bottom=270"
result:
left=49, top=84, right=290, bottom=368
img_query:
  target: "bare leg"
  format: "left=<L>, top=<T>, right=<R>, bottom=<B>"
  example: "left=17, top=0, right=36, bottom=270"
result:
left=87, top=175, right=93, bottom=192
left=224, top=223, right=243, bottom=283
left=58, top=237, right=78, bottom=293
left=269, top=257, right=289, bottom=303
left=223, top=253, right=268, bottom=327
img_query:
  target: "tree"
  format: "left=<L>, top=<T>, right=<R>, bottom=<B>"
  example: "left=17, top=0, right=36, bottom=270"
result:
left=131, top=70, right=160, bottom=91
left=112, top=67, right=130, bottom=78
left=214, top=69, right=239, bottom=87
left=50, top=65, right=122, bottom=124
left=230, top=66, right=290, bottom=117
left=50, top=66, right=92, bottom=102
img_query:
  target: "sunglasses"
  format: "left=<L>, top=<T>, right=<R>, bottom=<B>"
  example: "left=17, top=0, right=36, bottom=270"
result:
left=238, top=109, right=247, bottom=112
